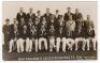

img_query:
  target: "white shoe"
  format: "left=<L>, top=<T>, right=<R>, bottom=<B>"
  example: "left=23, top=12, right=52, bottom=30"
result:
left=29, top=50, right=32, bottom=52
left=82, top=48, right=85, bottom=51
left=56, top=49, right=59, bottom=53
left=75, top=48, right=78, bottom=51
left=93, top=48, right=96, bottom=51
left=63, top=50, right=66, bottom=53
left=8, top=50, right=12, bottom=53
left=87, top=48, right=90, bottom=51
left=50, top=49, right=53, bottom=52
left=17, top=50, right=20, bottom=53
left=70, top=48, right=72, bottom=51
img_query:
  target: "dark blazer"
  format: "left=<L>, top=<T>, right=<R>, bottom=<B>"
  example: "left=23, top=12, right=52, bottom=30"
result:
left=74, top=13, right=83, bottom=21
left=3, top=24, right=11, bottom=45
left=26, top=13, right=36, bottom=24
left=9, top=24, right=19, bottom=39
left=83, top=20, right=95, bottom=38
left=43, top=13, right=52, bottom=24
left=54, top=14, right=61, bottom=21
left=3, top=24, right=10, bottom=36
left=18, top=24, right=28, bottom=39
left=27, top=23, right=39, bottom=38
left=56, top=26, right=65, bottom=37
left=54, top=14, right=62, bottom=29
left=55, top=20, right=65, bottom=37
left=64, top=12, right=74, bottom=21
left=16, top=12, right=26, bottom=24
left=48, top=24, right=56, bottom=37
left=39, top=23, right=48, bottom=38
left=34, top=24, right=40, bottom=38
left=36, top=15, right=42, bottom=24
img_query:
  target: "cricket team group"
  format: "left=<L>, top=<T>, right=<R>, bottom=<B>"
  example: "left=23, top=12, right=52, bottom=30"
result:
left=3, top=7, right=97, bottom=53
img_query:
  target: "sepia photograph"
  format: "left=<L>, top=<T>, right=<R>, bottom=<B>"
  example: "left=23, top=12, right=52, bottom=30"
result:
left=2, top=1, right=97, bottom=61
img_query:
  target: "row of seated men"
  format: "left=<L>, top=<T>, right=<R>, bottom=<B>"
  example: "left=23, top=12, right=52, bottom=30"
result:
left=3, top=7, right=96, bottom=53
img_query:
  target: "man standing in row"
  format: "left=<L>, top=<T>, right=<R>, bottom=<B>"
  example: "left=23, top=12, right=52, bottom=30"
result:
left=16, top=7, right=26, bottom=25
left=3, top=19, right=10, bottom=50
left=64, top=7, right=74, bottom=21
left=26, top=8, right=36, bottom=25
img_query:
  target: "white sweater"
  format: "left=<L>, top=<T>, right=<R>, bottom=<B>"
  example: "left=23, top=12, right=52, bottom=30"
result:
left=66, top=20, right=76, bottom=31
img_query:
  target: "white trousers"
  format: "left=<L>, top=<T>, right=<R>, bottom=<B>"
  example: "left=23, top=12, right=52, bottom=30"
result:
left=62, top=38, right=74, bottom=52
left=34, top=38, right=39, bottom=52
left=75, top=37, right=86, bottom=51
left=8, top=39, right=15, bottom=53
left=49, top=37, right=55, bottom=52
left=56, top=37, right=61, bottom=52
left=92, top=38, right=97, bottom=51
left=25, top=38, right=32, bottom=52
left=16, top=38, right=25, bottom=53
left=39, top=37, right=48, bottom=50
left=86, top=37, right=97, bottom=51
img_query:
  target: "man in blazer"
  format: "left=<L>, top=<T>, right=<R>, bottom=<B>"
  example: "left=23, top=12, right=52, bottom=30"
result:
left=74, top=8, right=83, bottom=21
left=3, top=19, right=10, bottom=50
left=26, top=8, right=36, bottom=25
left=83, top=15, right=96, bottom=51
left=16, top=7, right=26, bottom=25
left=54, top=10, right=62, bottom=31
left=38, top=17, right=48, bottom=51
left=56, top=16, right=65, bottom=52
left=43, top=8, right=52, bottom=25
left=17, top=18, right=27, bottom=53
left=8, top=18, right=19, bottom=53
left=64, top=7, right=74, bottom=21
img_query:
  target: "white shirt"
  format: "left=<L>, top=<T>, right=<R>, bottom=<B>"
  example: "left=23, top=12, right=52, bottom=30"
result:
left=66, top=20, right=76, bottom=31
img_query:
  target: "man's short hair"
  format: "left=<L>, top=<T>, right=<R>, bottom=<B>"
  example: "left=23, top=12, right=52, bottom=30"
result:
left=37, top=10, right=40, bottom=13
left=5, top=18, right=10, bottom=22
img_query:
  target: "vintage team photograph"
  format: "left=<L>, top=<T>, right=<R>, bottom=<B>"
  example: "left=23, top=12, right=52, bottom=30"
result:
left=2, top=1, right=97, bottom=61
